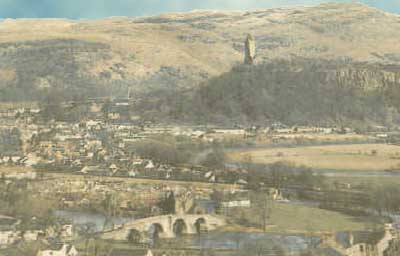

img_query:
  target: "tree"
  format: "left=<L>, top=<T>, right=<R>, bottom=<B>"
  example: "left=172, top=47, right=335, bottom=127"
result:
left=76, top=223, right=97, bottom=256
left=253, top=191, right=273, bottom=232
left=135, top=138, right=180, bottom=164
left=370, top=185, right=400, bottom=214
left=200, top=142, right=225, bottom=169
left=241, top=154, right=253, bottom=171
left=158, top=191, right=176, bottom=214
left=14, top=241, right=44, bottom=256
left=210, top=189, right=224, bottom=203
left=100, top=193, right=121, bottom=230
left=101, top=99, right=112, bottom=121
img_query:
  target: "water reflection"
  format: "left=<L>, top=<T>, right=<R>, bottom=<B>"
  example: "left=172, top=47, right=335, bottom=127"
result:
left=54, top=210, right=133, bottom=232
left=167, top=232, right=319, bottom=252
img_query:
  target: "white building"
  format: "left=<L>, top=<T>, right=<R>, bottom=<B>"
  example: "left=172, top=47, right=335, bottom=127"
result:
left=0, top=230, right=20, bottom=246
left=37, top=244, right=78, bottom=256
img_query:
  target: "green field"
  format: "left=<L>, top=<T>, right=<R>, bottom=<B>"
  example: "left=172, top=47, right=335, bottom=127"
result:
left=327, top=175, right=400, bottom=188
left=267, top=203, right=375, bottom=233
left=228, top=202, right=379, bottom=234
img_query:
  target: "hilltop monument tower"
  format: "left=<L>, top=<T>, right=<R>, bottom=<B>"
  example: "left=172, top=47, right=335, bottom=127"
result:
left=244, top=34, right=256, bottom=65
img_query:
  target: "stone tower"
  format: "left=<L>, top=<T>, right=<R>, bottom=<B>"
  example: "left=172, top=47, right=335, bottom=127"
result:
left=244, top=34, right=256, bottom=65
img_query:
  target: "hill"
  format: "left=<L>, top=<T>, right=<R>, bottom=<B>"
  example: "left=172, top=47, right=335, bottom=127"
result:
left=2, top=3, right=400, bottom=101
left=133, top=59, right=400, bottom=127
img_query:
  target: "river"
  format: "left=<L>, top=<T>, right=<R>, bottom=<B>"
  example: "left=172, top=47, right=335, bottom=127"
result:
left=54, top=210, right=318, bottom=253
left=182, top=232, right=319, bottom=252
left=54, top=210, right=133, bottom=232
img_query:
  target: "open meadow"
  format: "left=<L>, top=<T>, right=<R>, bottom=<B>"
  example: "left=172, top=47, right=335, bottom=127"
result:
left=0, top=101, right=38, bottom=110
left=225, top=202, right=376, bottom=234
left=229, top=143, right=400, bottom=172
left=267, top=202, right=375, bottom=233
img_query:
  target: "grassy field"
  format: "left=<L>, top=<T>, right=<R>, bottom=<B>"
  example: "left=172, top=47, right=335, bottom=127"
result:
left=229, top=143, right=400, bottom=172
left=227, top=202, right=377, bottom=234
left=327, top=175, right=400, bottom=188
left=267, top=203, right=374, bottom=233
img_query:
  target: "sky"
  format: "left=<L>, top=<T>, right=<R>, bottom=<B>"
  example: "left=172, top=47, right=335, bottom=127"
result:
left=0, top=0, right=399, bottom=19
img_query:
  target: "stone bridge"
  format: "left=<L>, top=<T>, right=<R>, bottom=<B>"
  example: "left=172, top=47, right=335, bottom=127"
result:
left=102, top=214, right=226, bottom=241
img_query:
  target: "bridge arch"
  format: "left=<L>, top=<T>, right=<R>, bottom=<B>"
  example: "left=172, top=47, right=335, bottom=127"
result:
left=101, top=214, right=226, bottom=241
left=149, top=223, right=164, bottom=241
left=173, top=218, right=188, bottom=237
left=127, top=229, right=142, bottom=244
left=194, top=217, right=207, bottom=234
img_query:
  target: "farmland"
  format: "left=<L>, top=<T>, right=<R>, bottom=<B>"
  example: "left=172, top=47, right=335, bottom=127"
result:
left=228, top=143, right=400, bottom=172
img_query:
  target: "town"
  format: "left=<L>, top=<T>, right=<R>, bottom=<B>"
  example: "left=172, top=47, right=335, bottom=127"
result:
left=2, top=2, right=400, bottom=256
left=1, top=96, right=400, bottom=256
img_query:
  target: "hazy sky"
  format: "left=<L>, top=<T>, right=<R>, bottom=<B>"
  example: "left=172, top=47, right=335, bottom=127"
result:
left=1, top=0, right=399, bottom=19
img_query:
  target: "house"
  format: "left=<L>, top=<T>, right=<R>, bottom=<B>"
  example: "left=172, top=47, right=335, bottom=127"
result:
left=326, top=224, right=398, bottom=256
left=128, top=170, right=138, bottom=177
left=384, top=238, right=400, bottom=256
left=0, top=215, right=20, bottom=246
left=36, top=244, right=78, bottom=256
left=236, top=179, right=248, bottom=185
left=145, top=161, right=155, bottom=170
left=80, top=165, right=111, bottom=176
left=220, top=200, right=251, bottom=208
left=2, top=170, right=37, bottom=180
left=22, top=230, right=44, bottom=241
left=59, top=224, right=74, bottom=239
left=377, top=224, right=398, bottom=256
left=269, top=188, right=285, bottom=201
left=0, top=230, right=20, bottom=246
left=108, top=112, right=121, bottom=120
left=193, top=199, right=218, bottom=214
left=205, top=171, right=216, bottom=182
left=109, top=164, right=119, bottom=174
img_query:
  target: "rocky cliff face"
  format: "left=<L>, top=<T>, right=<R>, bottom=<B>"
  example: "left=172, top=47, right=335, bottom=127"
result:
left=1, top=3, right=400, bottom=101
left=157, top=59, right=400, bottom=126
left=335, top=68, right=400, bottom=90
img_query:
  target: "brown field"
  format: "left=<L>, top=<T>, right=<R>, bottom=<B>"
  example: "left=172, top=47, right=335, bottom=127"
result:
left=0, top=101, right=38, bottom=110
left=0, top=166, right=35, bottom=173
left=229, top=143, right=400, bottom=171
left=266, top=133, right=374, bottom=142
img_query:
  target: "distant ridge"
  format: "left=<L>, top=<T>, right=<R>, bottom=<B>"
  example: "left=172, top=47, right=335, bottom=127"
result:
left=1, top=3, right=400, bottom=102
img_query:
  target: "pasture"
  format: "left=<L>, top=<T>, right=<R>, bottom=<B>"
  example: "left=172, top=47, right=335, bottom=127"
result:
left=229, top=143, right=400, bottom=172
